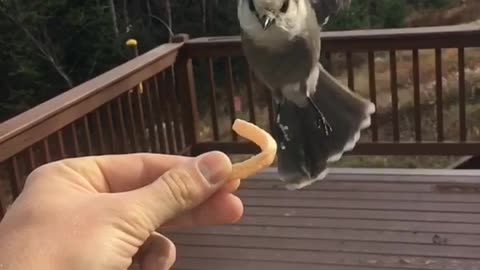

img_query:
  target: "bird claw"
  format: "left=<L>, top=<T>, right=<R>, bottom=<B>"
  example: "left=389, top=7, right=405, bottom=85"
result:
left=307, top=96, right=333, bottom=136
left=275, top=103, right=290, bottom=148
left=275, top=97, right=333, bottom=141
left=316, top=115, right=333, bottom=136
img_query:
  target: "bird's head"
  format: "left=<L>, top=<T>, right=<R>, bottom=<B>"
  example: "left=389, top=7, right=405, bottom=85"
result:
left=238, top=0, right=310, bottom=35
left=248, top=0, right=292, bottom=30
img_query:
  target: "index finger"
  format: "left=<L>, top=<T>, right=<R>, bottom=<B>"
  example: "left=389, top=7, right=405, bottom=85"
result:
left=59, top=153, right=192, bottom=193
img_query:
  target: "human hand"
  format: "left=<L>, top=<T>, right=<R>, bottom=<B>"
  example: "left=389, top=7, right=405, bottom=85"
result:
left=0, top=151, right=243, bottom=270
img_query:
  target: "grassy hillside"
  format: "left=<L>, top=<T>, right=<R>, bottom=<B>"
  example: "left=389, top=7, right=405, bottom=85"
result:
left=406, top=0, right=480, bottom=27
left=331, top=47, right=480, bottom=168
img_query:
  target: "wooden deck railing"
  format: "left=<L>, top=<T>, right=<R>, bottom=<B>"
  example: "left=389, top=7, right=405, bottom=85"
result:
left=184, top=24, right=480, bottom=156
left=0, top=35, right=196, bottom=217
left=1, top=25, right=480, bottom=217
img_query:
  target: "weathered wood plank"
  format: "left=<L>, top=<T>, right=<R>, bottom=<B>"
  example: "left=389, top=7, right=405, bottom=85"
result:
left=165, top=169, right=480, bottom=270
left=239, top=181, right=437, bottom=192
left=175, top=246, right=480, bottom=270
left=225, top=216, right=480, bottom=234
left=166, top=225, right=480, bottom=247
left=173, top=257, right=416, bottom=270
left=240, top=179, right=480, bottom=193
left=236, top=190, right=480, bottom=203
left=242, top=207, right=480, bottom=223
left=167, top=225, right=480, bottom=246
left=169, top=234, right=480, bottom=259
left=240, top=198, right=480, bottom=213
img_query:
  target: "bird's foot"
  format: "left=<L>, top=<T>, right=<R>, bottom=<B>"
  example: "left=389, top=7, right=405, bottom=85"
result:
left=307, top=96, right=333, bottom=136
left=275, top=102, right=282, bottom=124
left=274, top=102, right=291, bottom=149
left=316, top=113, right=333, bottom=136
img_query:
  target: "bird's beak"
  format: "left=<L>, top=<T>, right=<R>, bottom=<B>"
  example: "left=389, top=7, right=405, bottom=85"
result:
left=260, top=15, right=275, bottom=30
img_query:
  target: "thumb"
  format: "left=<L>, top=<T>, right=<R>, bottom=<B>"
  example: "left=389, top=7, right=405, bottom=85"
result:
left=121, top=151, right=232, bottom=232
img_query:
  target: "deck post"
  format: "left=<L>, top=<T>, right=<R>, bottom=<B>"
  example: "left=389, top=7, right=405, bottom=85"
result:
left=172, top=34, right=199, bottom=155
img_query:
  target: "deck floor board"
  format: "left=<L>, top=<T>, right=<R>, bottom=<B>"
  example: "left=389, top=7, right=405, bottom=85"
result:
left=164, top=168, right=480, bottom=270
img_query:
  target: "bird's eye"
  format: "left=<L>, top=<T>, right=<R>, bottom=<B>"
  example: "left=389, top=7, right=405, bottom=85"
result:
left=248, top=0, right=256, bottom=12
left=280, top=0, right=289, bottom=13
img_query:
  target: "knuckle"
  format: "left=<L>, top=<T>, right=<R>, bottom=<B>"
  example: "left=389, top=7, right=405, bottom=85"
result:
left=160, top=169, right=199, bottom=211
left=24, top=162, right=56, bottom=186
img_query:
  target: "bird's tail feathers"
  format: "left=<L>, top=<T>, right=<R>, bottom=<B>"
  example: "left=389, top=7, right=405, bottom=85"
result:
left=274, top=65, right=375, bottom=190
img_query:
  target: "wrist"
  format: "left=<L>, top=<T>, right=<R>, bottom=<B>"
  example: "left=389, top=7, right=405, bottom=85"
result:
left=0, top=221, right=63, bottom=270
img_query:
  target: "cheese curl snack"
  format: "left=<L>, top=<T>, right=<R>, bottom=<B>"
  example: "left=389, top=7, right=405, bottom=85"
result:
left=229, top=119, right=277, bottom=180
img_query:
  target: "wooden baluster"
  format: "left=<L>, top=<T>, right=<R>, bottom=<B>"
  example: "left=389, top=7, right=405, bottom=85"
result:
left=265, top=87, right=275, bottom=134
left=0, top=193, right=4, bottom=219
left=166, top=67, right=184, bottom=151
left=83, top=116, right=93, bottom=155
left=126, top=92, right=140, bottom=152
left=346, top=52, right=355, bottom=92
left=367, top=51, right=378, bottom=142
left=245, top=61, right=257, bottom=125
left=106, top=103, right=117, bottom=153
left=458, top=47, right=467, bottom=142
left=143, top=78, right=160, bottom=152
left=206, top=58, right=220, bottom=141
left=8, top=157, right=22, bottom=198
left=27, top=147, right=36, bottom=171
left=115, top=97, right=130, bottom=153
left=158, top=73, right=176, bottom=153
left=134, top=84, right=148, bottom=152
left=152, top=75, right=168, bottom=153
left=413, top=49, right=422, bottom=142
left=57, top=131, right=66, bottom=159
left=125, top=39, right=142, bottom=152
left=390, top=50, right=400, bottom=142
left=435, top=48, right=444, bottom=142
left=42, top=138, right=52, bottom=163
left=173, top=34, right=199, bottom=152
left=93, top=110, right=107, bottom=154
left=225, top=57, right=238, bottom=141
left=324, top=52, right=332, bottom=72
left=71, top=123, right=81, bottom=156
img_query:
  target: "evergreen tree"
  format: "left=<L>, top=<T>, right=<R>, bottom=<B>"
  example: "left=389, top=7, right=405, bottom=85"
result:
left=0, top=0, right=457, bottom=122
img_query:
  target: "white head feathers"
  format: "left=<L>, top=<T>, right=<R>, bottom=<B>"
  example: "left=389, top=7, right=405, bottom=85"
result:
left=238, top=0, right=309, bottom=46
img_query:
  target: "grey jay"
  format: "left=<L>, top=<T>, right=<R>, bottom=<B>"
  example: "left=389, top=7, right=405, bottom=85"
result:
left=237, top=0, right=375, bottom=190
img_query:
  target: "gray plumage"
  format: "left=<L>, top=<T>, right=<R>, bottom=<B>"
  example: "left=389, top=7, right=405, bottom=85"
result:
left=274, top=63, right=374, bottom=189
left=238, top=0, right=374, bottom=190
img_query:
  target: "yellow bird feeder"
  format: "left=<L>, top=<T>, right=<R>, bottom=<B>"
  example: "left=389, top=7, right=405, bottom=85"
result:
left=126, top=39, right=144, bottom=94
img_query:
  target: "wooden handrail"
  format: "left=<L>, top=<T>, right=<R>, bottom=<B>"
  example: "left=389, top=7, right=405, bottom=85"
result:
left=183, top=24, right=480, bottom=57
left=0, top=42, right=183, bottom=162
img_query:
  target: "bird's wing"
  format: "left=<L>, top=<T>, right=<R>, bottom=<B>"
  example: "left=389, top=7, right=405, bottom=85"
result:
left=310, top=0, right=352, bottom=25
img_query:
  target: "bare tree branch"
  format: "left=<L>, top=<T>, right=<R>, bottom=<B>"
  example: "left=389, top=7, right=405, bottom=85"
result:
left=164, top=0, right=173, bottom=36
left=146, top=0, right=153, bottom=27
left=40, top=25, right=74, bottom=88
left=87, top=51, right=100, bottom=78
left=0, top=6, right=74, bottom=88
left=150, top=14, right=174, bottom=39
left=122, top=0, right=130, bottom=32
left=108, top=0, right=120, bottom=37
left=201, top=0, right=207, bottom=33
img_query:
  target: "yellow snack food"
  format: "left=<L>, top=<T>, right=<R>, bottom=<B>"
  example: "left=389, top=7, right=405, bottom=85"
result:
left=229, top=119, right=277, bottom=180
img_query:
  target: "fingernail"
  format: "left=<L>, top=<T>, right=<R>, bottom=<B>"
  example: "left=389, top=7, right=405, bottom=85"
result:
left=155, top=256, right=170, bottom=269
left=144, top=255, right=171, bottom=270
left=198, top=151, right=230, bottom=184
